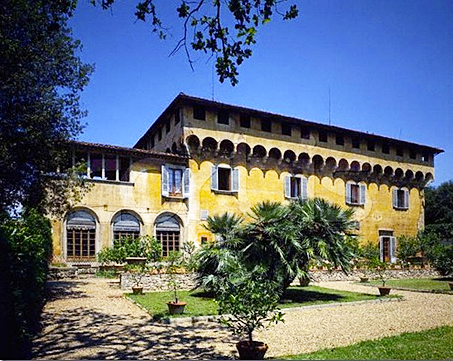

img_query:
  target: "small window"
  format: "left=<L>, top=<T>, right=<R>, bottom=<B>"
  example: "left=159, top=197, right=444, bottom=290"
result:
left=367, top=140, right=375, bottom=151
left=201, top=236, right=208, bottom=245
left=409, top=150, right=416, bottom=160
left=175, top=108, right=181, bottom=124
left=218, top=110, right=229, bottom=125
left=104, top=155, right=117, bottom=181
left=284, top=175, right=308, bottom=200
left=379, top=234, right=397, bottom=263
left=301, top=127, right=310, bottom=140
left=240, top=114, right=250, bottom=128
left=90, top=153, right=103, bottom=179
left=396, top=147, right=404, bottom=157
left=422, top=153, right=430, bottom=162
left=261, top=119, right=272, bottom=132
left=166, top=120, right=171, bottom=133
left=382, top=143, right=390, bottom=154
left=393, top=188, right=409, bottom=210
left=149, top=137, right=155, bottom=149
left=281, top=122, right=292, bottom=136
left=193, top=106, right=206, bottom=120
left=161, top=165, right=190, bottom=198
left=319, top=130, right=327, bottom=142
left=336, top=135, right=344, bottom=146
left=157, top=128, right=162, bottom=141
left=211, top=165, right=239, bottom=193
left=352, top=137, right=360, bottom=149
left=346, top=182, right=366, bottom=206
left=119, top=157, right=130, bottom=182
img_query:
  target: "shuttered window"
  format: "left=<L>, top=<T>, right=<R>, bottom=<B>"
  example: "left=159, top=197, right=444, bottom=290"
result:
left=393, top=188, right=409, bottom=210
left=66, top=210, right=96, bottom=261
left=346, top=182, right=366, bottom=206
left=161, top=165, right=190, bottom=198
left=211, top=165, right=239, bottom=193
left=284, top=175, right=308, bottom=200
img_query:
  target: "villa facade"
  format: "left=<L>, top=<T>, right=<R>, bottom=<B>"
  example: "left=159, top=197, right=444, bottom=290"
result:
left=51, top=93, right=443, bottom=264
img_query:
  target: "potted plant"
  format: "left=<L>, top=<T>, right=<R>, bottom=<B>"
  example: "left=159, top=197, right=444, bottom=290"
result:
left=370, top=258, right=391, bottom=296
left=216, top=271, right=284, bottom=360
left=165, top=251, right=187, bottom=314
left=125, top=262, right=149, bottom=295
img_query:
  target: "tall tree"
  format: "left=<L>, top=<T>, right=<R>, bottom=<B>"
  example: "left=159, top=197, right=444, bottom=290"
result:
left=91, top=0, right=298, bottom=86
left=0, top=0, right=93, bottom=213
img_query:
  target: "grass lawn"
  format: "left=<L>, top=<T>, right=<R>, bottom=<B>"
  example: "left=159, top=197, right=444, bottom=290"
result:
left=282, top=325, right=453, bottom=360
left=127, top=285, right=392, bottom=320
left=364, top=277, right=453, bottom=292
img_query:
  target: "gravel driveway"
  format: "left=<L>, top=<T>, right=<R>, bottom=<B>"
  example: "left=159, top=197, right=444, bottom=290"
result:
left=32, top=277, right=453, bottom=359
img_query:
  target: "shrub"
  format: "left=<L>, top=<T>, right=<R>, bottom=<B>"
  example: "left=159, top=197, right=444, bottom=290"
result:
left=420, top=231, right=453, bottom=276
left=0, top=209, right=52, bottom=359
left=97, top=235, right=161, bottom=264
left=397, top=235, right=421, bottom=263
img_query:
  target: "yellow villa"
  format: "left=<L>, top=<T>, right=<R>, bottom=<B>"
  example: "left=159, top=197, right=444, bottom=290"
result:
left=51, top=93, right=443, bottom=265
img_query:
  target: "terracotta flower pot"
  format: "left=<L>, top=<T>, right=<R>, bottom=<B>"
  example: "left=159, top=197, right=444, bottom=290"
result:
left=236, top=340, right=268, bottom=360
left=132, top=286, right=143, bottom=295
left=359, top=277, right=369, bottom=283
left=167, top=301, right=187, bottom=314
left=378, top=286, right=391, bottom=296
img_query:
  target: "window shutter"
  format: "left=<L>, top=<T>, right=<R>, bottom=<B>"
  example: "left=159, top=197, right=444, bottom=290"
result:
left=393, top=188, right=398, bottom=208
left=285, top=176, right=291, bottom=199
left=211, top=165, right=218, bottom=191
left=183, top=168, right=190, bottom=198
left=161, top=165, right=169, bottom=197
left=379, top=237, right=384, bottom=262
left=404, top=189, right=409, bottom=209
left=232, top=168, right=239, bottom=192
left=346, top=183, right=352, bottom=204
left=301, top=176, right=308, bottom=201
left=390, top=237, right=397, bottom=263
left=360, top=184, right=366, bottom=205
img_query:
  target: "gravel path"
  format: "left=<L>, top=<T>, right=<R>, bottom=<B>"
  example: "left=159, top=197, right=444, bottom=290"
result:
left=32, top=278, right=453, bottom=359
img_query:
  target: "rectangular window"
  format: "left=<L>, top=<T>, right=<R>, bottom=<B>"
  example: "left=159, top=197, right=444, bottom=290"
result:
left=119, top=157, right=130, bottom=182
left=90, top=153, right=103, bottom=179
left=166, top=120, right=171, bottom=133
left=409, top=150, right=417, bottom=160
left=74, top=151, right=88, bottom=177
left=157, top=128, right=162, bottom=141
left=218, top=110, right=229, bottom=125
left=396, top=147, right=404, bottom=157
left=301, top=127, right=310, bottom=140
left=66, top=229, right=96, bottom=261
left=201, top=236, right=208, bottom=245
left=240, top=114, right=250, bottom=128
left=379, top=233, right=396, bottom=263
left=336, top=135, right=344, bottom=146
left=367, top=140, right=375, bottom=151
left=285, top=175, right=308, bottom=200
left=261, top=119, right=272, bottom=132
left=346, top=182, right=366, bottom=206
left=319, top=130, right=327, bottom=142
left=162, top=165, right=190, bottom=198
left=393, top=188, right=409, bottom=210
left=422, top=153, right=430, bottom=162
left=104, top=154, right=117, bottom=181
left=157, top=230, right=180, bottom=258
left=193, top=106, right=206, bottom=120
left=114, top=231, right=139, bottom=242
left=211, top=165, right=239, bottom=193
left=281, top=122, right=292, bottom=136
left=149, top=137, right=155, bottom=149
left=382, top=143, right=390, bottom=154
left=352, top=137, right=360, bottom=149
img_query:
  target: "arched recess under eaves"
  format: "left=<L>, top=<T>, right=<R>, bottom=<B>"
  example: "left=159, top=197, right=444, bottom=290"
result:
left=415, top=171, right=424, bottom=182
left=405, top=169, right=414, bottom=182
left=219, top=139, right=234, bottom=156
left=237, top=142, right=251, bottom=156
left=394, top=168, right=404, bottom=179
left=362, top=163, right=372, bottom=173
left=252, top=145, right=266, bottom=158
left=269, top=147, right=282, bottom=160
left=186, top=134, right=200, bottom=152
left=373, top=164, right=383, bottom=175
left=312, top=155, right=324, bottom=171
left=298, top=153, right=310, bottom=167
left=283, top=150, right=296, bottom=164
left=338, top=159, right=349, bottom=171
left=325, top=157, right=336, bottom=170
left=202, top=137, right=218, bottom=152
left=350, top=161, right=360, bottom=172
left=384, top=166, right=394, bottom=177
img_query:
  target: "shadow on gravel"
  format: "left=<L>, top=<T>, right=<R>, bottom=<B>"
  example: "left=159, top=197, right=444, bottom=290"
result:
left=33, top=281, right=231, bottom=360
left=45, top=281, right=90, bottom=301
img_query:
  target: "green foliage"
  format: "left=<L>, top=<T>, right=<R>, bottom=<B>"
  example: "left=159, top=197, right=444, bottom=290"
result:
left=357, top=240, right=380, bottom=261
left=216, top=269, right=284, bottom=343
left=422, top=180, right=453, bottom=276
left=196, top=198, right=358, bottom=295
left=368, top=258, right=389, bottom=286
left=92, top=0, right=298, bottom=86
left=0, top=209, right=52, bottom=358
left=397, top=235, right=421, bottom=263
left=166, top=251, right=184, bottom=303
left=0, top=0, right=93, bottom=213
left=97, top=235, right=161, bottom=264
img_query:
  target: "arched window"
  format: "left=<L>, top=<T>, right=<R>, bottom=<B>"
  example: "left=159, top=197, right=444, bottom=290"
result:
left=155, top=213, right=181, bottom=257
left=112, top=211, right=141, bottom=242
left=66, top=209, right=96, bottom=261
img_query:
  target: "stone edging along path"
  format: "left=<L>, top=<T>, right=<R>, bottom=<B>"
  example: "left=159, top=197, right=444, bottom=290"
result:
left=126, top=293, right=403, bottom=325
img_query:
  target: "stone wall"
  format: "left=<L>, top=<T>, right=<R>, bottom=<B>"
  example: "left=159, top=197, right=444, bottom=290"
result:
left=120, top=272, right=197, bottom=291
left=120, top=268, right=441, bottom=291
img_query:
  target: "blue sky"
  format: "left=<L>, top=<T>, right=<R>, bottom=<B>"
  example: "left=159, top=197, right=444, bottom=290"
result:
left=69, top=0, right=453, bottom=186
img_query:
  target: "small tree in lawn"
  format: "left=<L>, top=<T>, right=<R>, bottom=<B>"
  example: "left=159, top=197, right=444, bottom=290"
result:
left=166, top=251, right=183, bottom=303
left=216, top=267, right=284, bottom=359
